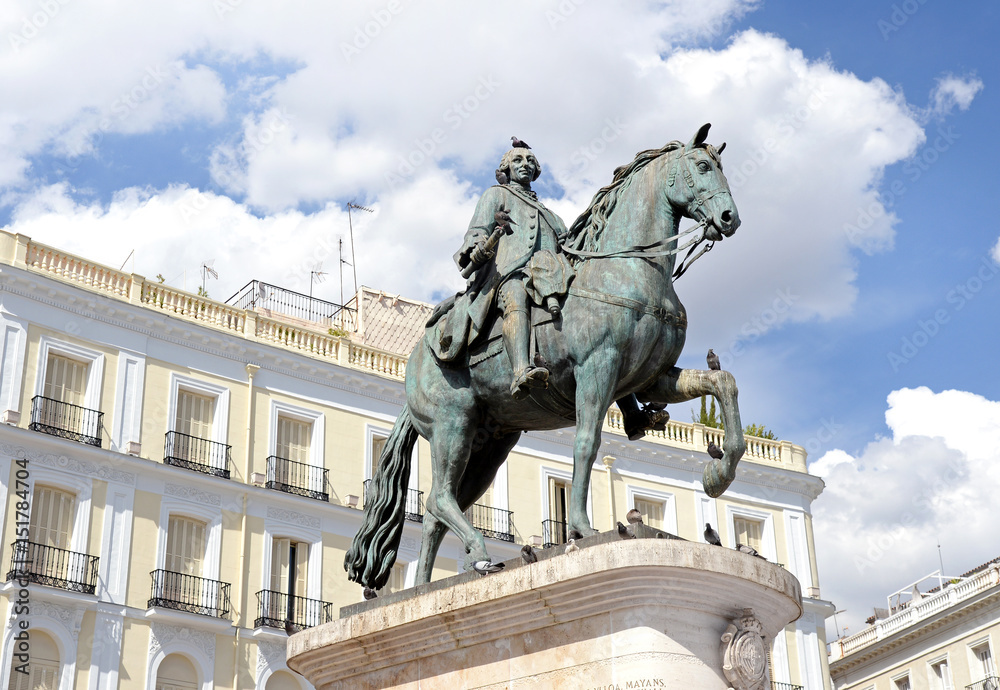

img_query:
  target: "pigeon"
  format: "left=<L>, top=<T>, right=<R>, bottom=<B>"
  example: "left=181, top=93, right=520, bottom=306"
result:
left=617, top=521, right=634, bottom=539
left=363, top=587, right=378, bottom=600
left=707, top=348, right=721, bottom=370
left=704, top=522, right=722, bottom=546
left=521, top=544, right=538, bottom=564
left=495, top=209, right=514, bottom=229
left=564, top=539, right=579, bottom=554
left=285, top=620, right=298, bottom=636
left=511, top=136, right=531, bottom=149
left=707, top=441, right=724, bottom=460
left=625, top=509, right=643, bottom=525
left=567, top=528, right=584, bottom=541
left=736, top=543, right=766, bottom=560
left=495, top=169, right=508, bottom=185
left=472, top=560, right=505, bottom=575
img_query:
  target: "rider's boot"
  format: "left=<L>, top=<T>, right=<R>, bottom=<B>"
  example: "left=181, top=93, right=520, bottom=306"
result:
left=503, top=309, right=548, bottom=400
left=618, top=395, right=671, bottom=441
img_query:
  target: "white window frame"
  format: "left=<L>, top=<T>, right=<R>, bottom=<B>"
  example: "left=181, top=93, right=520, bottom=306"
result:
left=261, top=521, right=322, bottom=602
left=540, top=466, right=592, bottom=524
left=27, top=466, right=92, bottom=556
left=968, top=637, right=996, bottom=680
left=0, top=312, right=28, bottom=415
left=167, top=373, right=230, bottom=445
left=269, top=400, right=325, bottom=467
left=34, top=336, right=105, bottom=410
left=784, top=511, right=812, bottom=588
left=725, top=504, right=777, bottom=561
left=365, top=423, right=393, bottom=482
left=927, top=653, right=954, bottom=690
left=891, top=670, right=913, bottom=690
left=111, top=350, right=145, bottom=452
left=625, top=485, right=677, bottom=534
left=155, top=498, right=223, bottom=582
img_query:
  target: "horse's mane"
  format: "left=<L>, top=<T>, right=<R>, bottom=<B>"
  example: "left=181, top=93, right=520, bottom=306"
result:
left=565, top=140, right=723, bottom=253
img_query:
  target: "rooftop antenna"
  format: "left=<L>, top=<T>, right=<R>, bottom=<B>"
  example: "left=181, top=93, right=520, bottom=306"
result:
left=338, top=239, right=352, bottom=330
left=937, top=540, right=946, bottom=590
left=346, top=202, right=373, bottom=299
left=200, top=260, right=218, bottom=295
left=833, top=609, right=846, bottom=640
left=309, top=262, right=327, bottom=299
left=119, top=249, right=135, bottom=272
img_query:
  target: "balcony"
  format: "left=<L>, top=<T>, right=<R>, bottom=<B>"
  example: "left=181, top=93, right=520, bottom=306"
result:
left=254, top=590, right=333, bottom=633
left=541, top=519, right=568, bottom=548
left=772, top=683, right=804, bottom=690
left=164, top=431, right=231, bottom=479
left=6, top=540, right=99, bottom=594
left=28, top=395, right=103, bottom=447
left=266, top=456, right=328, bottom=502
left=363, top=480, right=424, bottom=523
left=148, top=569, right=231, bottom=618
left=966, top=677, right=1000, bottom=690
left=465, top=503, right=514, bottom=543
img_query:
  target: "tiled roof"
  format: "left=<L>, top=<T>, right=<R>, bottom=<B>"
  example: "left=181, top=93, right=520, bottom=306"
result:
left=356, top=286, right=433, bottom=356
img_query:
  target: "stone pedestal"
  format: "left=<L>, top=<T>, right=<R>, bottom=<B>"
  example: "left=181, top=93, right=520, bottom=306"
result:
left=288, top=538, right=802, bottom=689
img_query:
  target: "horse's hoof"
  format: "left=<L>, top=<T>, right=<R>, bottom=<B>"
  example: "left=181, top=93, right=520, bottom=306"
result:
left=702, top=460, right=734, bottom=498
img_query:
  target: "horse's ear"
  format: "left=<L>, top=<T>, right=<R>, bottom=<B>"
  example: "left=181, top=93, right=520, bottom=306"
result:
left=689, top=123, right=712, bottom=149
left=717, top=142, right=726, bottom=155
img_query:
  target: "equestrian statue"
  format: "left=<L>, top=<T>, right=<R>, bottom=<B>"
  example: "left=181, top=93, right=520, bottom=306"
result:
left=346, top=123, right=745, bottom=589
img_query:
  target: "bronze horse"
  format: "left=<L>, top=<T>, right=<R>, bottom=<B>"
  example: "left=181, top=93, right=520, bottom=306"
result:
left=346, top=124, right=745, bottom=588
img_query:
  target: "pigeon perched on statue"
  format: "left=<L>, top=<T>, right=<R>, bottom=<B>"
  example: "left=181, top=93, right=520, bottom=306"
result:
left=625, top=509, right=643, bottom=525
left=568, top=528, right=584, bottom=541
left=564, top=539, right=579, bottom=554
left=521, top=544, right=538, bottom=564
left=704, top=522, right=722, bottom=546
left=495, top=169, right=508, bottom=185
left=494, top=209, right=515, bottom=230
left=617, top=521, right=635, bottom=539
left=472, top=560, right=505, bottom=575
left=511, top=136, right=531, bottom=149
left=707, top=348, right=721, bottom=370
left=736, top=543, right=766, bottom=560
left=363, top=587, right=378, bottom=600
left=707, top=441, right=724, bottom=460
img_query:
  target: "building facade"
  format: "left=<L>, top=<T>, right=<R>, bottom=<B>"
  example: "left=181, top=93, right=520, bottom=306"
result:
left=0, top=230, right=833, bottom=689
left=829, top=562, right=1000, bottom=690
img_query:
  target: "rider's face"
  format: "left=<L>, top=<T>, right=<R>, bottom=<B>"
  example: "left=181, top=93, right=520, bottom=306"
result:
left=507, top=151, right=537, bottom=187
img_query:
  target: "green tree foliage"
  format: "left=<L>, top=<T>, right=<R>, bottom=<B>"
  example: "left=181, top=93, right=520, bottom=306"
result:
left=691, top=395, right=722, bottom=429
left=743, top=423, right=777, bottom=440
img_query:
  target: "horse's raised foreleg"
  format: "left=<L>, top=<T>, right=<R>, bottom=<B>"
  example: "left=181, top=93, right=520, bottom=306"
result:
left=640, top=366, right=745, bottom=497
left=570, top=355, right=620, bottom=536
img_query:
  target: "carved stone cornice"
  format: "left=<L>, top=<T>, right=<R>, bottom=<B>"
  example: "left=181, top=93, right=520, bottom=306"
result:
left=0, top=441, right=136, bottom=485
left=149, top=621, right=217, bottom=662
left=164, top=482, right=221, bottom=506
left=267, top=506, right=320, bottom=530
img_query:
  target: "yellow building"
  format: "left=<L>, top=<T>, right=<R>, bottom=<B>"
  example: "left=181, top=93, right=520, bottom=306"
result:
left=0, top=230, right=833, bottom=689
left=829, top=561, right=1000, bottom=690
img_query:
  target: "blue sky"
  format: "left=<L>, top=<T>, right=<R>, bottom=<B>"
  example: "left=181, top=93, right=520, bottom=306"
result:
left=2, top=0, right=997, bottom=637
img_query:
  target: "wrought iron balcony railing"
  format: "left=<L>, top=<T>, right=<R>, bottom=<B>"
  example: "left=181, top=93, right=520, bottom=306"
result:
left=772, top=682, right=805, bottom=690
left=254, top=590, right=334, bottom=633
left=465, top=503, right=514, bottom=542
left=148, top=569, right=231, bottom=618
left=363, top=480, right=424, bottom=523
left=164, top=431, right=231, bottom=479
left=541, top=519, right=568, bottom=548
left=966, top=676, right=1000, bottom=690
left=29, top=395, right=103, bottom=447
left=266, top=456, right=328, bottom=502
left=6, top=540, right=99, bottom=594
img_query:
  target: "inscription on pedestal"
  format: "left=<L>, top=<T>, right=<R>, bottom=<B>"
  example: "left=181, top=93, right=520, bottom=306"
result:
left=587, top=678, right=666, bottom=689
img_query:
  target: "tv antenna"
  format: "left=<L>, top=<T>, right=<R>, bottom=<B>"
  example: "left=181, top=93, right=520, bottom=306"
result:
left=200, top=260, right=218, bottom=294
left=346, top=202, right=373, bottom=298
left=309, top=262, right=327, bottom=299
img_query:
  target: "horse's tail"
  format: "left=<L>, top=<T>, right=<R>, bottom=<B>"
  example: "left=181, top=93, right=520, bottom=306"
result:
left=344, top=405, right=419, bottom=590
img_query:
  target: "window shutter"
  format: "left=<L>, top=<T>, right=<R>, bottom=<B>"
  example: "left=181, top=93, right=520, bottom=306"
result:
left=29, top=486, right=75, bottom=549
left=276, top=416, right=311, bottom=464
left=165, top=516, right=205, bottom=577
left=270, top=537, right=291, bottom=593
left=175, top=390, right=214, bottom=439
left=44, top=353, right=88, bottom=406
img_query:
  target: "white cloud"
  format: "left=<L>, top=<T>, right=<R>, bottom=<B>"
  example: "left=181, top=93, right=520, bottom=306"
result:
left=813, top=387, right=1000, bottom=639
left=928, top=74, right=984, bottom=118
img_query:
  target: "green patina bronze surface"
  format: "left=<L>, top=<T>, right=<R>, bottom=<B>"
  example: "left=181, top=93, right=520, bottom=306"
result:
left=346, top=124, right=746, bottom=590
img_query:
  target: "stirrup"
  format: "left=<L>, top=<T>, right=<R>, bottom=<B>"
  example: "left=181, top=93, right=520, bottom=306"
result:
left=511, top=366, right=549, bottom=400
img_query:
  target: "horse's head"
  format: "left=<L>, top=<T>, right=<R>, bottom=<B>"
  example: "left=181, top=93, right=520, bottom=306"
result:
left=667, top=123, right=740, bottom=242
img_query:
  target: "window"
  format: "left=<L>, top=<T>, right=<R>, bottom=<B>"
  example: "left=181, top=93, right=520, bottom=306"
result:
left=370, top=434, right=388, bottom=479
left=29, top=486, right=75, bottom=549
left=549, top=477, right=571, bottom=526
left=894, top=675, right=912, bottom=690
left=733, top=516, right=763, bottom=551
left=175, top=390, right=214, bottom=440
left=929, top=659, right=953, bottom=690
left=381, top=561, right=407, bottom=595
left=165, top=516, right=205, bottom=577
left=972, top=642, right=996, bottom=680
left=633, top=497, right=665, bottom=530
left=276, top=416, right=311, bottom=464
left=154, top=653, right=198, bottom=690
left=7, top=630, right=59, bottom=690
left=43, top=354, right=87, bottom=406
left=270, top=538, right=308, bottom=599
